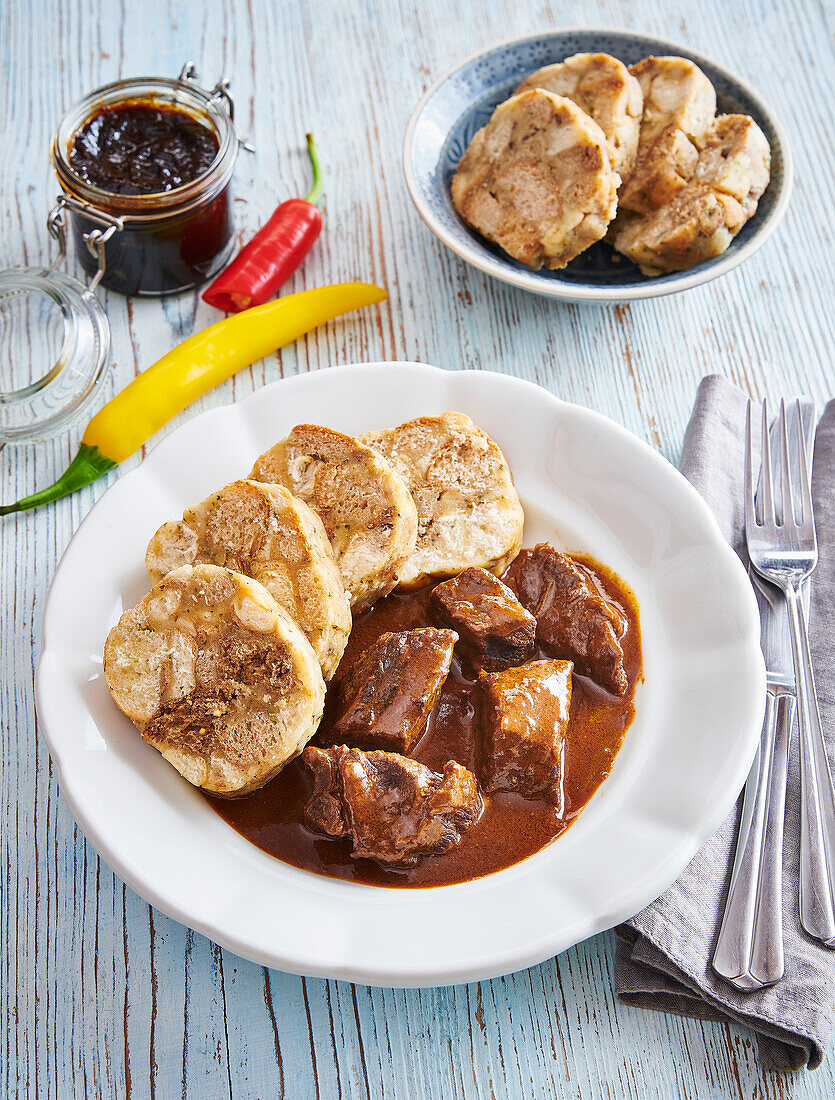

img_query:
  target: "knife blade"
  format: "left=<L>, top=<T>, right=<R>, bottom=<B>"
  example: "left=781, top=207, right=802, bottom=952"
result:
left=752, top=571, right=795, bottom=687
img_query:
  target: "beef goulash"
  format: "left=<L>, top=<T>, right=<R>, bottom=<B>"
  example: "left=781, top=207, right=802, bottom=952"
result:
left=325, top=627, right=457, bottom=753
left=505, top=544, right=628, bottom=695
left=103, top=414, right=641, bottom=887
left=208, top=541, right=641, bottom=887
left=303, top=746, right=482, bottom=865
left=431, top=567, right=536, bottom=671
left=481, top=658, right=573, bottom=805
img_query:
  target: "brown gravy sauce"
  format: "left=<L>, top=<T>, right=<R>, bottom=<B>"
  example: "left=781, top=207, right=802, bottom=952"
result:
left=206, top=554, right=641, bottom=888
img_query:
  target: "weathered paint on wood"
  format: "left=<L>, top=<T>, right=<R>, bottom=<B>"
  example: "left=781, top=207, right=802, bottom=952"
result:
left=2, top=0, right=834, bottom=1096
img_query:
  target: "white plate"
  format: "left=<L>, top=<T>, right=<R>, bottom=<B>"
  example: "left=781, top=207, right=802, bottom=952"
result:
left=37, top=363, right=765, bottom=986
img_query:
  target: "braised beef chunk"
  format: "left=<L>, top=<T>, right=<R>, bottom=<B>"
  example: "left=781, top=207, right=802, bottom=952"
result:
left=481, top=659, right=573, bottom=802
left=327, top=628, right=457, bottom=752
left=430, top=567, right=536, bottom=670
left=302, top=745, right=482, bottom=865
left=302, top=745, right=348, bottom=838
left=505, top=545, right=628, bottom=695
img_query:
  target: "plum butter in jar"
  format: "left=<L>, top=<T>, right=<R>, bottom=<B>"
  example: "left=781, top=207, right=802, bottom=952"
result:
left=51, top=66, right=238, bottom=296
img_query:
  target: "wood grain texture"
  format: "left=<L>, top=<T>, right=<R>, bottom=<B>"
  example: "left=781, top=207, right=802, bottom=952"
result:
left=2, top=0, right=834, bottom=1096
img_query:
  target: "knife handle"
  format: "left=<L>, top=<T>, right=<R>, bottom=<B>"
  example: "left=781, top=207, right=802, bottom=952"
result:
left=787, top=586, right=835, bottom=945
left=713, top=688, right=793, bottom=989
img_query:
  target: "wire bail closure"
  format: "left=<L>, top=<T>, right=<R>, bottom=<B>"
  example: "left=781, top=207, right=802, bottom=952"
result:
left=47, top=195, right=123, bottom=294
left=178, top=59, right=255, bottom=153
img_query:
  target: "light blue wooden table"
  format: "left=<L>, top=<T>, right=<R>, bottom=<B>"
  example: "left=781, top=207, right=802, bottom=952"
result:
left=3, top=1, right=834, bottom=1096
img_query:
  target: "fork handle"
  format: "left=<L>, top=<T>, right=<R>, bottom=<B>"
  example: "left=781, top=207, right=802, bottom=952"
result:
left=785, top=585, right=835, bottom=945
left=713, top=689, right=793, bottom=988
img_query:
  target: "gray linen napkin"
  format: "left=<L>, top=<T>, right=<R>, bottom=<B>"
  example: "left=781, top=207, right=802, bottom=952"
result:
left=614, top=375, right=835, bottom=1071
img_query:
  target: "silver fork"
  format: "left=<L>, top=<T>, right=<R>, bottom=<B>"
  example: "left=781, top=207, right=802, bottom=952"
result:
left=714, top=402, right=815, bottom=988
left=746, top=398, right=835, bottom=946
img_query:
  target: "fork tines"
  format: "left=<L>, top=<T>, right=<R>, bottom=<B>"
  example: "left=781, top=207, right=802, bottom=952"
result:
left=745, top=398, right=816, bottom=539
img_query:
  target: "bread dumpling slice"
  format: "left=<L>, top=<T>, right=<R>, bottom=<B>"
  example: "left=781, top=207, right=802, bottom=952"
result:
left=451, top=88, right=620, bottom=270
left=613, top=114, right=771, bottom=275
left=103, top=564, right=325, bottom=795
left=618, top=56, right=716, bottom=214
left=249, top=424, right=418, bottom=613
left=145, top=479, right=350, bottom=681
left=361, top=413, right=524, bottom=589
left=515, top=52, right=643, bottom=179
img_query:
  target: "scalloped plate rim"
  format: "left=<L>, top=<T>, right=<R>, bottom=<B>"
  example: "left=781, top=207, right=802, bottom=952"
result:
left=35, top=362, right=765, bottom=985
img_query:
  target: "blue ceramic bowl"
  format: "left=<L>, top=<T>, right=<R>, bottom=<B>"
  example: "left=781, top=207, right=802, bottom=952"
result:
left=403, top=28, right=792, bottom=302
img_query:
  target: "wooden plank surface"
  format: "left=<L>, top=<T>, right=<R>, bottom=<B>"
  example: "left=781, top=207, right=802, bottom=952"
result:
left=2, top=0, right=834, bottom=1096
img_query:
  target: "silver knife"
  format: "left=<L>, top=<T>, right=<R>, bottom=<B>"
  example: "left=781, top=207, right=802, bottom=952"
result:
left=713, top=398, right=816, bottom=989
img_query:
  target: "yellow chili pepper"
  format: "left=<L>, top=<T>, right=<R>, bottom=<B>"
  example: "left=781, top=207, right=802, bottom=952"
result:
left=1, top=282, right=387, bottom=516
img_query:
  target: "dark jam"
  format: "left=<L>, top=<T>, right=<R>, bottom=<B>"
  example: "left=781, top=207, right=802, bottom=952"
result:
left=69, top=102, right=219, bottom=195
left=64, top=99, right=233, bottom=296
left=206, top=555, right=642, bottom=889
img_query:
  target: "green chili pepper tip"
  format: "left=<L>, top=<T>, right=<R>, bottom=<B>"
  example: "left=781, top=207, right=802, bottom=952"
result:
left=0, top=443, right=118, bottom=516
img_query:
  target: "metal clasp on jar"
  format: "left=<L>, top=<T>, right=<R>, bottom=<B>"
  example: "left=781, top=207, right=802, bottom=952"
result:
left=178, top=60, right=255, bottom=153
left=46, top=195, right=124, bottom=294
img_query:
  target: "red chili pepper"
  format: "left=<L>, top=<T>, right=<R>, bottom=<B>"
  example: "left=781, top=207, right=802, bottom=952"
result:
left=202, top=133, right=324, bottom=313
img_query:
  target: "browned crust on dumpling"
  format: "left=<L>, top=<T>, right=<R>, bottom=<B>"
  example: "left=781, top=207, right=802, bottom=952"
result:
left=103, top=564, right=325, bottom=795
left=146, top=479, right=351, bottom=680
left=250, top=424, right=418, bottom=613
left=515, top=52, right=643, bottom=180
left=451, top=88, right=620, bottom=270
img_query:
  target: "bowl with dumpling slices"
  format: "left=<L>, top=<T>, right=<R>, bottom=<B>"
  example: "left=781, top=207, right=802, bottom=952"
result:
left=403, top=28, right=791, bottom=301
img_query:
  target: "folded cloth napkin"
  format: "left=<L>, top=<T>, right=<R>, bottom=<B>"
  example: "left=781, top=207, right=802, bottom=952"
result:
left=614, top=374, right=835, bottom=1071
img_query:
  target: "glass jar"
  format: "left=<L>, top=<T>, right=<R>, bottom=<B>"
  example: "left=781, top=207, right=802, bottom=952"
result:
left=0, top=64, right=241, bottom=445
left=50, top=67, right=238, bottom=297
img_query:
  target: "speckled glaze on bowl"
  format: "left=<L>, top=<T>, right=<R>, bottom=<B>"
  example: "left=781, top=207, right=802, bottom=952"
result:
left=403, top=28, right=792, bottom=302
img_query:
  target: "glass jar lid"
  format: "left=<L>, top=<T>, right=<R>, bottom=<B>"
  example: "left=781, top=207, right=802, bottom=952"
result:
left=0, top=198, right=112, bottom=445
left=0, top=266, right=110, bottom=446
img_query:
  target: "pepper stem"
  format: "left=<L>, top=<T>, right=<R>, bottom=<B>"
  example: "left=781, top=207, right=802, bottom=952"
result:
left=302, top=133, right=324, bottom=206
left=0, top=443, right=117, bottom=516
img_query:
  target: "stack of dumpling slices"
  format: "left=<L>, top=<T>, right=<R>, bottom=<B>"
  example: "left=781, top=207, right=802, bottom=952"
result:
left=451, top=52, right=771, bottom=276
left=104, top=414, right=524, bottom=796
